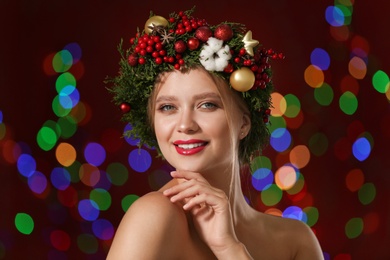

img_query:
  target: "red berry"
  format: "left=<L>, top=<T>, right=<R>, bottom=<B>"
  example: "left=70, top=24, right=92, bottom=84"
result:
left=168, top=56, right=175, bottom=63
left=174, top=63, right=180, bottom=70
left=127, top=54, right=138, bottom=66
left=155, top=42, right=163, bottom=51
left=223, top=63, right=234, bottom=73
left=239, top=48, right=246, bottom=56
left=195, top=26, right=212, bottom=42
left=138, top=57, right=146, bottom=65
left=120, top=103, right=131, bottom=113
left=174, top=40, right=187, bottom=53
left=159, top=50, right=166, bottom=56
left=152, top=51, right=159, bottom=58
left=139, top=49, right=146, bottom=56
left=139, top=42, right=147, bottom=49
left=169, top=17, right=175, bottom=23
left=187, top=37, right=199, bottom=50
left=214, top=24, right=233, bottom=41
left=178, top=59, right=185, bottom=65
left=155, top=57, right=162, bottom=64
left=146, top=46, right=153, bottom=53
left=234, top=57, right=241, bottom=63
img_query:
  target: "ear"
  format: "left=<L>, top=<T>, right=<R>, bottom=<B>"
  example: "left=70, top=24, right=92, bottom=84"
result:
left=239, top=113, right=251, bottom=140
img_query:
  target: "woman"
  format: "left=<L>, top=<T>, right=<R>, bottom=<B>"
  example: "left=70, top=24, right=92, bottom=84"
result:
left=107, top=8, right=323, bottom=259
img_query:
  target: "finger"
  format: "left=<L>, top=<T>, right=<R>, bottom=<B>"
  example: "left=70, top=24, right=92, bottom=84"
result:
left=162, top=179, right=198, bottom=196
left=183, top=193, right=226, bottom=211
left=169, top=182, right=211, bottom=203
left=171, top=170, right=207, bottom=183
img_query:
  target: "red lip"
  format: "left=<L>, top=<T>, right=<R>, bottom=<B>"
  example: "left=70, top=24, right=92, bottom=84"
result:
left=173, top=139, right=207, bottom=145
left=173, top=139, right=208, bottom=155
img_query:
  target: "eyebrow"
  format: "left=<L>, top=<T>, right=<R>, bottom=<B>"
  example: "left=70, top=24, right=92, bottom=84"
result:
left=155, top=92, right=222, bottom=103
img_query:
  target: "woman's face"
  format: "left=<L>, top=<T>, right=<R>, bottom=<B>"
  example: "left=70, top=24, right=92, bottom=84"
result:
left=153, top=69, right=241, bottom=174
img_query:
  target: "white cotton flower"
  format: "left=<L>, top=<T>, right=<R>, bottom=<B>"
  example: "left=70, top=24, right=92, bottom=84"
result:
left=199, top=37, right=232, bottom=72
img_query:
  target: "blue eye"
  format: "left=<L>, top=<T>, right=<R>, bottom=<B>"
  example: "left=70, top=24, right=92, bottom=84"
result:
left=200, top=102, right=217, bottom=109
left=159, top=104, right=175, bottom=111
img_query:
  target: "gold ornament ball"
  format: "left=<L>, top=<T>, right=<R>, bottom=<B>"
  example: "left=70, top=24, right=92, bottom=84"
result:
left=229, top=67, right=255, bottom=92
left=144, top=16, right=169, bottom=35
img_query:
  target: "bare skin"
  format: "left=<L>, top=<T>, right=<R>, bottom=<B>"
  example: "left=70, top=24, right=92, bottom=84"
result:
left=107, top=69, right=324, bottom=259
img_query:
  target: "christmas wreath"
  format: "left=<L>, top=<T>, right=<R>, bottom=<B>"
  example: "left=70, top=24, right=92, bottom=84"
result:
left=108, top=7, right=283, bottom=163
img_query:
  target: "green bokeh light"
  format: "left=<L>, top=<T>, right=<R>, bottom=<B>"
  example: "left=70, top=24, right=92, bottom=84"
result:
left=15, top=213, right=34, bottom=235
left=55, top=72, right=76, bottom=93
left=37, top=126, right=58, bottom=151
left=345, top=217, right=363, bottom=239
left=304, top=206, right=319, bottom=227
left=339, top=91, right=358, bottom=115
left=57, top=115, right=78, bottom=139
left=308, top=132, right=329, bottom=156
left=314, top=83, right=334, bottom=106
left=358, top=182, right=376, bottom=205
left=0, top=123, right=6, bottom=140
left=53, top=50, right=73, bottom=73
left=90, top=188, right=112, bottom=211
left=121, top=194, right=140, bottom=212
left=372, top=70, right=390, bottom=93
left=284, top=94, right=301, bottom=118
left=52, top=95, right=72, bottom=117
left=106, top=162, right=129, bottom=186
left=267, top=116, right=287, bottom=133
left=250, top=156, right=272, bottom=172
left=261, top=184, right=283, bottom=206
left=66, top=160, right=81, bottom=183
left=77, top=234, right=98, bottom=254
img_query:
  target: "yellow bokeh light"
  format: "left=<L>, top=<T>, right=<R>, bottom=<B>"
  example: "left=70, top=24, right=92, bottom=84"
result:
left=275, top=165, right=297, bottom=190
left=348, top=56, right=367, bottom=79
left=290, top=145, right=311, bottom=169
left=270, top=92, right=287, bottom=117
left=55, top=142, right=77, bottom=167
left=264, top=208, right=282, bottom=217
left=79, top=163, right=100, bottom=187
left=304, top=65, right=324, bottom=88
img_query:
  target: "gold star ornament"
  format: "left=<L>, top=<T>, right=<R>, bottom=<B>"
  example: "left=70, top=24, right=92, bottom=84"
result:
left=242, top=30, right=259, bottom=56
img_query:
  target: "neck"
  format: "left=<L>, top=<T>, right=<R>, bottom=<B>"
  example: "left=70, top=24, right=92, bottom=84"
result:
left=202, top=162, right=257, bottom=226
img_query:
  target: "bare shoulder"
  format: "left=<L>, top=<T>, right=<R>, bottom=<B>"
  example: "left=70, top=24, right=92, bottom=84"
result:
left=261, top=213, right=324, bottom=259
left=107, top=191, right=189, bottom=259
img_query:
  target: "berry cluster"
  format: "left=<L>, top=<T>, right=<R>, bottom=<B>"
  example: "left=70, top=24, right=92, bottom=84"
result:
left=128, top=11, right=210, bottom=70
left=169, top=11, right=208, bottom=35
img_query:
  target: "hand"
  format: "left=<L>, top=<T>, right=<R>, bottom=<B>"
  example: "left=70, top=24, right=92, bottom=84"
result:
left=163, top=170, right=239, bottom=255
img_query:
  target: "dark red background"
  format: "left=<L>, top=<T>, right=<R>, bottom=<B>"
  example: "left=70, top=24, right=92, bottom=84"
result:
left=1, top=0, right=389, bottom=259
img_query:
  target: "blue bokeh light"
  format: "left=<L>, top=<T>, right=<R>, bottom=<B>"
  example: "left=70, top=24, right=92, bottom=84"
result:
left=311, top=48, right=330, bottom=70
left=270, top=128, right=292, bottom=152
left=251, top=168, right=274, bottom=191
left=51, top=167, right=71, bottom=190
left=78, top=199, right=100, bottom=221
left=128, top=148, right=152, bottom=173
left=325, top=6, right=345, bottom=27
left=92, top=219, right=114, bottom=240
left=28, top=171, right=48, bottom=194
left=17, top=154, right=36, bottom=177
left=352, top=137, right=371, bottom=161
left=84, top=142, right=106, bottom=167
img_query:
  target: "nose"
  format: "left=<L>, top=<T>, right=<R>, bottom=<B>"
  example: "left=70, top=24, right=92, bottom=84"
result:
left=177, top=108, right=199, bottom=134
